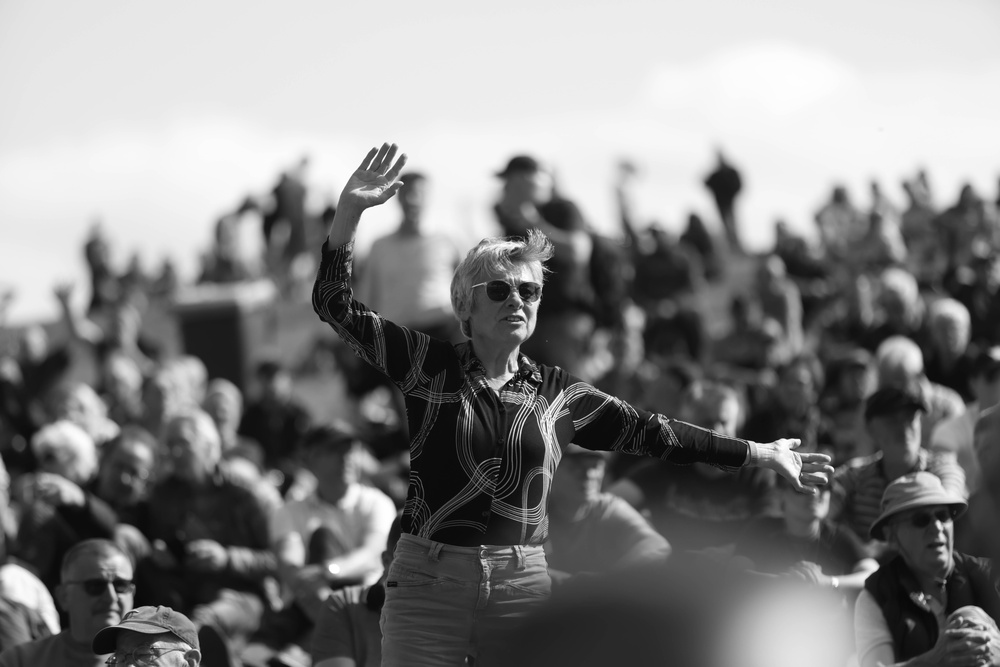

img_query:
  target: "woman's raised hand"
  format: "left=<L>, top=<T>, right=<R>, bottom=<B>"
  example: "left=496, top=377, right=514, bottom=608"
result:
left=338, top=143, right=408, bottom=212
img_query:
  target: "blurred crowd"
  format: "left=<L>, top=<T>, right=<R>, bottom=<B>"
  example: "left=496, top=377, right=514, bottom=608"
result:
left=1, top=150, right=1000, bottom=667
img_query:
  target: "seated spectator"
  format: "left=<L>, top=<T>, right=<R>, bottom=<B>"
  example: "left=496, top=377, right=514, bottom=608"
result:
left=9, top=421, right=117, bottom=589
left=48, top=382, right=120, bottom=450
left=608, top=380, right=779, bottom=555
left=710, top=295, right=787, bottom=374
left=859, top=268, right=927, bottom=353
left=955, top=406, right=1000, bottom=559
left=818, top=347, right=876, bottom=464
left=875, top=334, right=965, bottom=448
left=734, top=477, right=878, bottom=597
left=855, top=472, right=1000, bottom=667
left=98, top=353, right=144, bottom=428
left=134, top=408, right=277, bottom=666
left=742, top=354, right=824, bottom=455
left=546, top=444, right=670, bottom=584
left=238, top=360, right=312, bottom=492
left=92, top=605, right=201, bottom=667
left=0, top=538, right=135, bottom=667
left=931, top=346, right=1000, bottom=497
left=93, top=427, right=157, bottom=563
left=829, top=387, right=967, bottom=554
left=265, top=423, right=395, bottom=657
left=202, top=379, right=265, bottom=473
left=922, top=298, right=974, bottom=401
left=306, top=513, right=400, bottom=667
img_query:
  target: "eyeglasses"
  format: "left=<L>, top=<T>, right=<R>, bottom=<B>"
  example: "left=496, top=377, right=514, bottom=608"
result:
left=898, top=508, right=957, bottom=529
left=65, top=578, right=136, bottom=596
left=471, top=280, right=542, bottom=303
left=106, top=646, right=187, bottom=665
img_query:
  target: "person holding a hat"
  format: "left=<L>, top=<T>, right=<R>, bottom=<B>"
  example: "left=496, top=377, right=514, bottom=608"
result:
left=92, top=606, right=200, bottom=666
left=313, top=143, right=833, bottom=667
left=829, top=385, right=966, bottom=552
left=855, top=472, right=1000, bottom=667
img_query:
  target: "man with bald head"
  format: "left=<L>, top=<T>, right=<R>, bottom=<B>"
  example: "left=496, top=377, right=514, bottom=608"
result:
left=0, top=538, right=134, bottom=667
left=92, top=605, right=200, bottom=666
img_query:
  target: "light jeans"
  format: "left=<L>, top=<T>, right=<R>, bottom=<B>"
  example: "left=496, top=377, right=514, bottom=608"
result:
left=380, top=533, right=551, bottom=667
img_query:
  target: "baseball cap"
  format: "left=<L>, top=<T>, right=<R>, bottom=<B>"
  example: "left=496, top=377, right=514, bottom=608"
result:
left=864, top=386, right=927, bottom=421
left=92, top=605, right=199, bottom=655
left=496, top=155, right=541, bottom=179
left=869, top=471, right=967, bottom=540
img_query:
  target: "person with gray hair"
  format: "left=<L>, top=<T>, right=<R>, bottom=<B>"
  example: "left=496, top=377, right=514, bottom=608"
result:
left=855, top=472, right=1000, bottom=667
left=132, top=408, right=277, bottom=667
left=312, top=143, right=833, bottom=667
left=924, top=297, right=974, bottom=401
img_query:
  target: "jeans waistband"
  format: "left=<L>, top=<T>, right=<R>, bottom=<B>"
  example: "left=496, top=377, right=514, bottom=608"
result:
left=396, top=533, right=545, bottom=568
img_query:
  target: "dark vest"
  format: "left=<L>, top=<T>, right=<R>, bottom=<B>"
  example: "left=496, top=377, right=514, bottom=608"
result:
left=865, top=552, right=1000, bottom=661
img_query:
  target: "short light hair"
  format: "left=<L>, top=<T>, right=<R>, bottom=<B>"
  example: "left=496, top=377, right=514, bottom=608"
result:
left=450, top=229, right=554, bottom=338
left=164, top=407, right=222, bottom=464
left=879, top=267, right=920, bottom=306
left=876, top=335, right=924, bottom=389
left=928, top=298, right=971, bottom=330
left=31, top=419, right=99, bottom=484
left=205, top=378, right=243, bottom=415
left=60, top=538, right=131, bottom=581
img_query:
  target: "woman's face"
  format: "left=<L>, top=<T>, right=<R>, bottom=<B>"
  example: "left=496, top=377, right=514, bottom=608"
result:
left=466, top=262, right=542, bottom=350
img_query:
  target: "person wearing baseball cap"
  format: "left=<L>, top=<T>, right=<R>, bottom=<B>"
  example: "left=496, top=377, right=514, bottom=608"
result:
left=854, top=472, right=1000, bottom=667
left=92, top=606, right=200, bottom=666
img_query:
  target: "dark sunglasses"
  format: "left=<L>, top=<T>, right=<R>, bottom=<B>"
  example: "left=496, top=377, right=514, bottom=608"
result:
left=472, top=280, right=542, bottom=303
left=899, top=507, right=957, bottom=529
left=65, top=578, right=136, bottom=596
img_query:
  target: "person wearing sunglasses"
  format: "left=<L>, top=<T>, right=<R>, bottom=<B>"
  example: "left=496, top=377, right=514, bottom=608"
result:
left=313, top=143, right=833, bottom=667
left=855, top=472, right=1000, bottom=667
left=92, top=605, right=200, bottom=666
left=0, top=538, right=134, bottom=667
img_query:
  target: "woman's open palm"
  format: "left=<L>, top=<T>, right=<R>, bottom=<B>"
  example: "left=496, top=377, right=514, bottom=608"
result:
left=339, top=142, right=408, bottom=210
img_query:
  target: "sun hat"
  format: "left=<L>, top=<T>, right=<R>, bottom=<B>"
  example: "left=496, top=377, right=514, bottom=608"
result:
left=869, top=471, right=967, bottom=540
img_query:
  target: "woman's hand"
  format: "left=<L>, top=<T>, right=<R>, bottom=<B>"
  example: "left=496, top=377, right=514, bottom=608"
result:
left=337, top=143, right=408, bottom=213
left=754, top=438, right=833, bottom=494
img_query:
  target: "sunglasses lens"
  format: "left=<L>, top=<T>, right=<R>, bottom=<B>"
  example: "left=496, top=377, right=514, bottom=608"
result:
left=911, top=509, right=953, bottom=528
left=81, top=579, right=134, bottom=595
left=517, top=283, right=541, bottom=302
left=485, top=281, right=511, bottom=302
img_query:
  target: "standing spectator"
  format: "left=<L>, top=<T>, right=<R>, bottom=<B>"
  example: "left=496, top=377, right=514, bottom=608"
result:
left=818, top=347, right=876, bottom=465
left=356, top=172, right=463, bottom=342
left=815, top=186, right=867, bottom=264
left=0, top=539, right=134, bottom=667
left=855, top=473, right=1000, bottom=667
left=703, top=149, right=744, bottom=254
left=755, top=255, right=804, bottom=357
left=83, top=225, right=121, bottom=317
left=829, top=386, right=967, bottom=551
left=493, top=155, right=596, bottom=376
left=900, top=176, right=941, bottom=288
left=198, top=214, right=254, bottom=285
left=546, top=444, right=670, bottom=584
left=934, top=183, right=998, bottom=276
left=922, top=298, right=974, bottom=401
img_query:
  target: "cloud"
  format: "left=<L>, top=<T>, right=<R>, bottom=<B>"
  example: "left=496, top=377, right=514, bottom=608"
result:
left=644, top=41, right=859, bottom=118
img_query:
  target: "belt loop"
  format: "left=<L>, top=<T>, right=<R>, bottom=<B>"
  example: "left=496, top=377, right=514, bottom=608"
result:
left=428, top=541, right=444, bottom=562
left=514, top=545, right=525, bottom=570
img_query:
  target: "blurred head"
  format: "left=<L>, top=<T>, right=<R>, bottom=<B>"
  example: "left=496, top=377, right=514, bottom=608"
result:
left=50, top=382, right=110, bottom=438
left=32, top=420, right=99, bottom=485
left=827, top=348, right=875, bottom=405
left=203, top=378, right=243, bottom=436
left=497, top=156, right=552, bottom=205
left=865, top=386, right=925, bottom=460
left=875, top=335, right=925, bottom=392
left=872, top=472, right=966, bottom=581
left=927, top=299, right=971, bottom=358
left=102, top=352, right=143, bottom=404
left=551, top=444, right=608, bottom=510
left=162, top=409, right=221, bottom=484
left=451, top=230, right=553, bottom=342
left=397, top=172, right=428, bottom=226
left=878, top=268, right=921, bottom=328
left=168, top=356, right=208, bottom=406
left=57, top=539, right=134, bottom=644
left=97, top=427, right=157, bottom=508
left=107, top=303, right=142, bottom=348
left=142, top=368, right=187, bottom=429
left=214, top=214, right=239, bottom=259
left=255, top=360, right=292, bottom=404
left=775, top=355, right=823, bottom=415
left=302, top=422, right=362, bottom=491
left=93, top=606, right=200, bottom=666
left=681, top=381, right=741, bottom=437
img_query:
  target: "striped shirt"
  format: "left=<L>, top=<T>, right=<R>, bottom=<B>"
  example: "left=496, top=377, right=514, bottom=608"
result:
left=313, top=241, right=752, bottom=546
left=829, top=448, right=967, bottom=542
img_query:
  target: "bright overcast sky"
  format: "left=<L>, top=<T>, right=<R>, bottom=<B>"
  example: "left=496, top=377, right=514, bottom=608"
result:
left=2, top=0, right=999, bottom=324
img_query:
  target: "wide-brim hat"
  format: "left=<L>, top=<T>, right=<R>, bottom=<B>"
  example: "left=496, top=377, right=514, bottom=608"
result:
left=93, top=605, right=199, bottom=655
left=869, top=471, right=967, bottom=540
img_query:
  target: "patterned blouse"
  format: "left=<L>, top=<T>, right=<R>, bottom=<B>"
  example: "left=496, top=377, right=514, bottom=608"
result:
left=313, top=241, right=753, bottom=546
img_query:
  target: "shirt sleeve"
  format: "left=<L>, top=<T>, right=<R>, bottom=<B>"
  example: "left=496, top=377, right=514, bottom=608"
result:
left=564, top=378, right=751, bottom=470
left=927, top=451, right=968, bottom=499
left=312, top=241, right=443, bottom=392
left=855, top=589, right=896, bottom=667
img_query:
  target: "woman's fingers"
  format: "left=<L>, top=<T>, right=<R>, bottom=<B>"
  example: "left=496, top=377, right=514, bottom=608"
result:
left=384, top=150, right=408, bottom=182
left=357, top=146, right=379, bottom=171
left=370, top=143, right=391, bottom=172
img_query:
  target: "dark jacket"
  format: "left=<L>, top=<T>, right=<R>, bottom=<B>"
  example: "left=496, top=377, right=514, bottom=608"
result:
left=865, top=552, right=1000, bottom=661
